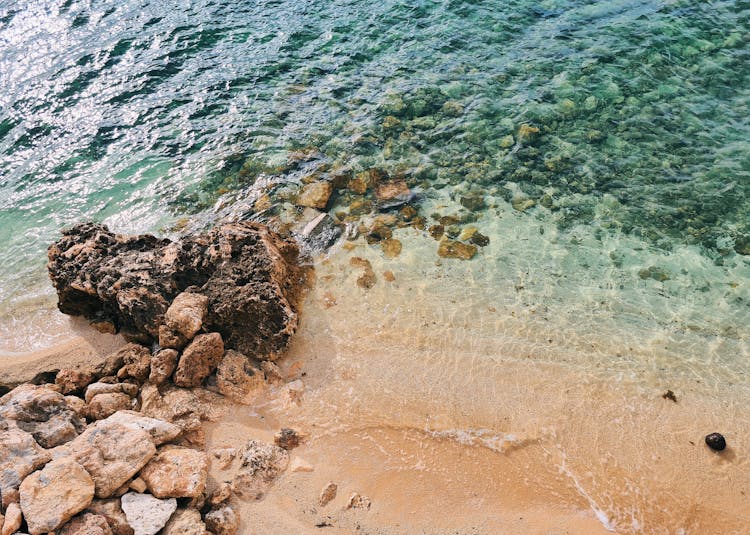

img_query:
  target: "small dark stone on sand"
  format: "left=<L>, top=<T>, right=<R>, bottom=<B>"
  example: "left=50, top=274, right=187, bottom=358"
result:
left=705, top=432, right=726, bottom=451
left=661, top=390, right=677, bottom=403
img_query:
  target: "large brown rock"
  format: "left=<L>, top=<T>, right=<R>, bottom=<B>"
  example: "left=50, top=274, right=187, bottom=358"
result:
left=58, top=513, right=113, bottom=535
left=0, top=384, right=85, bottom=448
left=1, top=503, right=21, bottom=535
left=19, top=457, right=95, bottom=534
left=55, top=421, right=156, bottom=498
left=148, top=350, right=178, bottom=385
left=87, top=393, right=133, bottom=421
left=48, top=221, right=301, bottom=357
left=115, top=344, right=151, bottom=383
left=0, top=421, right=51, bottom=496
left=164, top=292, right=208, bottom=341
left=216, top=350, right=265, bottom=404
left=173, top=333, right=224, bottom=388
left=204, top=505, right=239, bottom=535
left=139, top=446, right=208, bottom=499
left=138, top=385, right=202, bottom=433
left=84, top=499, right=134, bottom=535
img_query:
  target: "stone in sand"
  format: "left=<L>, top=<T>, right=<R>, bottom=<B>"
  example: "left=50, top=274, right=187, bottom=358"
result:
left=173, top=333, right=224, bottom=388
left=705, top=432, right=726, bottom=451
left=120, top=493, right=176, bottom=535
left=273, top=428, right=302, bottom=450
left=216, top=350, right=266, bottom=404
left=204, top=505, right=239, bottom=535
left=0, top=423, right=51, bottom=496
left=164, top=292, right=208, bottom=341
left=19, top=457, right=95, bottom=534
left=318, top=482, right=337, bottom=507
left=346, top=492, right=371, bottom=509
left=0, top=384, right=86, bottom=448
left=162, top=508, right=205, bottom=535
left=232, top=440, right=289, bottom=500
left=139, top=446, right=208, bottom=499
left=58, top=513, right=113, bottom=535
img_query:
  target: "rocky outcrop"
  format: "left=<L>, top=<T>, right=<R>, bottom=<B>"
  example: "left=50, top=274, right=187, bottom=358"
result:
left=48, top=221, right=301, bottom=358
left=120, top=493, right=176, bottom=535
left=19, top=458, right=95, bottom=534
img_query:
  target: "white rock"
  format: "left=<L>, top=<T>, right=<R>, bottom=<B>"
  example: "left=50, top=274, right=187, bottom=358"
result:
left=289, top=457, right=314, bottom=473
left=120, top=493, right=176, bottom=535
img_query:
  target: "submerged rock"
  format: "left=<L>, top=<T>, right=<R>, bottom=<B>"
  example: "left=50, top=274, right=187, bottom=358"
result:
left=437, top=239, right=477, bottom=260
left=48, top=221, right=301, bottom=359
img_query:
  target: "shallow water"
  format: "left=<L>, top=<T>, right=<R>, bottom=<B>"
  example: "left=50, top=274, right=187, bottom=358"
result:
left=0, top=0, right=749, bottom=530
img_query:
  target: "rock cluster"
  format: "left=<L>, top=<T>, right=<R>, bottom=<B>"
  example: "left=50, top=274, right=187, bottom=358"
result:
left=48, top=221, right=301, bottom=359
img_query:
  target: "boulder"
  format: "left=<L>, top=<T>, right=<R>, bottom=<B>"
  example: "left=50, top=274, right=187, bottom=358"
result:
left=119, top=493, right=176, bottom=535
left=48, top=222, right=301, bottom=358
left=173, top=333, right=224, bottom=388
left=55, top=369, right=95, bottom=395
left=216, top=350, right=265, bottom=404
left=139, top=384, right=202, bottom=433
left=147, top=350, right=178, bottom=385
left=98, top=411, right=181, bottom=446
left=204, top=505, right=239, bottom=535
left=1, top=503, right=21, bottom=535
left=56, top=421, right=156, bottom=498
left=58, top=513, right=112, bottom=535
left=162, top=508, right=205, bottom=535
left=84, top=382, right=138, bottom=404
left=139, top=446, right=208, bottom=499
left=0, top=423, right=51, bottom=495
left=0, top=384, right=85, bottom=448
left=232, top=440, right=289, bottom=499
left=84, top=499, right=133, bottom=535
left=87, top=393, right=132, bottom=421
left=19, top=457, right=95, bottom=534
left=164, top=293, right=208, bottom=341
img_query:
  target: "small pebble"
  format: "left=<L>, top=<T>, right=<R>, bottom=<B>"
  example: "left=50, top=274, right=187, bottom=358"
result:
left=705, top=432, right=726, bottom=451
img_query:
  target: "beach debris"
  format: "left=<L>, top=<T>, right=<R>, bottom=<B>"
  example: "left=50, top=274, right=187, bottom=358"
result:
left=204, top=504, right=239, bottom=535
left=662, top=390, right=678, bottom=403
left=274, top=428, right=302, bottom=450
left=211, top=448, right=238, bottom=470
left=232, top=439, right=289, bottom=499
left=120, top=492, right=176, bottom=535
left=162, top=508, right=205, bottom=535
left=48, top=221, right=301, bottom=359
left=346, top=492, right=371, bottom=510
left=705, top=432, right=726, bottom=451
left=20, top=457, right=95, bottom=534
left=318, top=482, right=337, bottom=507
left=57, top=513, right=112, bottom=535
left=2, top=503, right=22, bottom=535
left=0, top=383, right=86, bottom=448
left=173, top=333, right=224, bottom=388
left=216, top=350, right=266, bottom=404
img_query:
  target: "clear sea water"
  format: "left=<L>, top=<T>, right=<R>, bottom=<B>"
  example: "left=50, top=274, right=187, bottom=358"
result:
left=0, top=1, right=749, bottom=530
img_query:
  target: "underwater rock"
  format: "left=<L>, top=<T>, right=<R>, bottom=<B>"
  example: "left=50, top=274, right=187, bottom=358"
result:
left=380, top=238, right=402, bottom=258
left=295, top=181, right=333, bottom=210
left=705, top=432, right=726, bottom=451
left=638, top=266, right=671, bottom=282
left=291, top=208, right=341, bottom=254
left=48, top=221, right=301, bottom=359
left=350, top=257, right=376, bottom=289
left=459, top=193, right=486, bottom=212
left=437, top=240, right=477, bottom=260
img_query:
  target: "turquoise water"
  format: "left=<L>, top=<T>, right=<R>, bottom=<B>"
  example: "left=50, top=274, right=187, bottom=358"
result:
left=0, top=0, right=748, bottom=355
